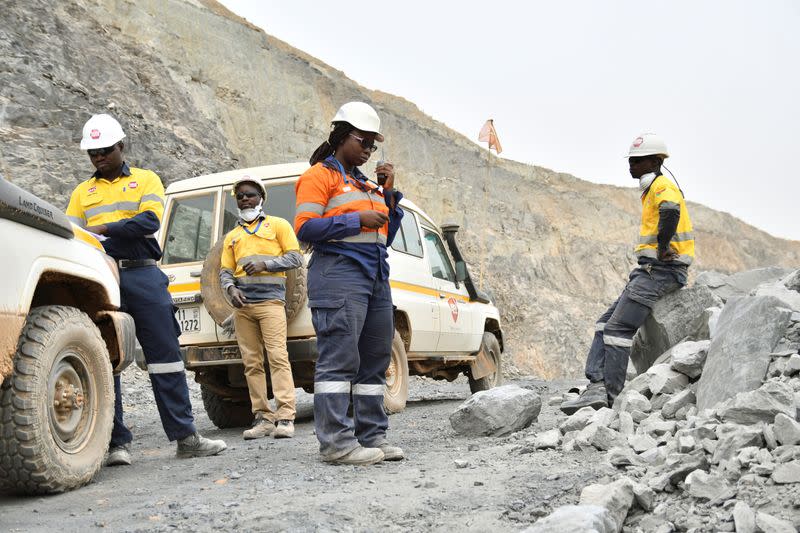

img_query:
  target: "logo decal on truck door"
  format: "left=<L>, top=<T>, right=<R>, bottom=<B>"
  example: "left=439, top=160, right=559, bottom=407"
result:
left=448, top=297, right=459, bottom=322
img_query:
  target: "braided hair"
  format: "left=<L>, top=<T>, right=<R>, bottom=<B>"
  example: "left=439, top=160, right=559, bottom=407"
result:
left=309, top=122, right=354, bottom=166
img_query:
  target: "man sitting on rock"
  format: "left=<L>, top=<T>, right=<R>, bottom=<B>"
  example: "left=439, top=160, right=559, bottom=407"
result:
left=561, top=133, right=695, bottom=414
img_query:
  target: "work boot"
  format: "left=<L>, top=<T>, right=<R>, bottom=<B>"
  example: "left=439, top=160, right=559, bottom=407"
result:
left=377, top=443, right=405, bottom=461
left=176, top=433, right=227, bottom=458
left=559, top=381, right=609, bottom=415
left=273, top=420, right=294, bottom=439
left=323, top=446, right=384, bottom=466
left=243, top=414, right=274, bottom=440
left=105, top=444, right=132, bottom=467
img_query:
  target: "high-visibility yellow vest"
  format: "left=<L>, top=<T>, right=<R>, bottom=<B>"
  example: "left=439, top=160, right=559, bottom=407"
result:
left=635, top=175, right=694, bottom=265
left=221, top=215, right=300, bottom=286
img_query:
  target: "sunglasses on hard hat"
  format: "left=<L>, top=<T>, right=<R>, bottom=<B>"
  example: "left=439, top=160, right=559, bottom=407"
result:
left=235, top=191, right=260, bottom=200
left=87, top=145, right=118, bottom=157
left=348, top=133, right=378, bottom=153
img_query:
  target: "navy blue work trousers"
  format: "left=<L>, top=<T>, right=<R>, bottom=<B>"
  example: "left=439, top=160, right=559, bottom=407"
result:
left=585, top=265, right=685, bottom=403
left=307, top=252, right=394, bottom=459
left=111, top=265, right=196, bottom=446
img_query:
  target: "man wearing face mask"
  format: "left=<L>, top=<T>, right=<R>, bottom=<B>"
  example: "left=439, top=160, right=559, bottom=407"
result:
left=560, top=133, right=694, bottom=414
left=220, top=177, right=303, bottom=439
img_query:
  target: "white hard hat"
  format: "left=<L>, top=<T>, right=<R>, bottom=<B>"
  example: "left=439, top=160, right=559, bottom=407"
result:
left=80, top=114, right=126, bottom=150
left=232, top=176, right=266, bottom=198
left=626, top=133, right=669, bottom=159
left=331, top=102, right=384, bottom=142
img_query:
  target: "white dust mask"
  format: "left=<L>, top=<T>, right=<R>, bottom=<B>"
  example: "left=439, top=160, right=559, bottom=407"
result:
left=238, top=200, right=263, bottom=223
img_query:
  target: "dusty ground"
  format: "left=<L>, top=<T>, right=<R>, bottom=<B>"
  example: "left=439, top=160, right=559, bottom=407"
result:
left=0, top=370, right=612, bottom=533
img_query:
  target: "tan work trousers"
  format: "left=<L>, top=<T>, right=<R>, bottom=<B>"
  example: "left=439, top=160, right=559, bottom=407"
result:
left=233, top=300, right=296, bottom=421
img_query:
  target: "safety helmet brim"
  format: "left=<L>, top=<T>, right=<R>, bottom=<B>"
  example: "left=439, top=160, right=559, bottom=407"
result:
left=232, top=177, right=267, bottom=197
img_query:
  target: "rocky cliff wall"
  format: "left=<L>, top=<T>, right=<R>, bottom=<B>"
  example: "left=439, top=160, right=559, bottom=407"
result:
left=2, top=0, right=799, bottom=377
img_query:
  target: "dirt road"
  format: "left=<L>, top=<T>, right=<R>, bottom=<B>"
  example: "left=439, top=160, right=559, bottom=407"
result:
left=0, top=371, right=605, bottom=532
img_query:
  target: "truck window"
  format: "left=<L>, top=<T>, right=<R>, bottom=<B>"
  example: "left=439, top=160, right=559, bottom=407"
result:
left=162, top=193, right=215, bottom=265
left=422, top=228, right=456, bottom=282
left=223, top=182, right=297, bottom=235
left=391, top=211, right=423, bottom=257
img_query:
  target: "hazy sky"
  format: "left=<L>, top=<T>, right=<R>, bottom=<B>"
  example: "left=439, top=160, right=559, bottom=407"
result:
left=220, top=0, right=799, bottom=241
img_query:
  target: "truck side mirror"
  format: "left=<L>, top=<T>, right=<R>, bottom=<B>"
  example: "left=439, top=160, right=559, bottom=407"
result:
left=455, top=261, right=467, bottom=282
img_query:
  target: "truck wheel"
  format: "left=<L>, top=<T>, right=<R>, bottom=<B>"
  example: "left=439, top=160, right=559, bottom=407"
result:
left=468, top=332, right=503, bottom=394
left=0, top=306, right=114, bottom=495
left=200, top=385, right=254, bottom=428
left=383, top=331, right=409, bottom=414
left=200, top=240, right=308, bottom=326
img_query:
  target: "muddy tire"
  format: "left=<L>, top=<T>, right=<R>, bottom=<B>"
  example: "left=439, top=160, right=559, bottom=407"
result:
left=383, top=331, right=409, bottom=414
left=200, top=239, right=307, bottom=325
left=468, top=332, right=503, bottom=394
left=200, top=385, right=254, bottom=429
left=0, top=306, right=114, bottom=495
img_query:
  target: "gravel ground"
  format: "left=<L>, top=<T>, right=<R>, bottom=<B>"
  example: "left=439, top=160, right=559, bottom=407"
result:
left=0, top=369, right=611, bottom=533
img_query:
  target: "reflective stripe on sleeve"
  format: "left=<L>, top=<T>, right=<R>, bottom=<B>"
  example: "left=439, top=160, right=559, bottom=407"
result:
left=638, top=232, right=694, bottom=245
left=68, top=216, right=86, bottom=227
left=659, top=201, right=681, bottom=211
left=324, top=190, right=372, bottom=212
left=332, top=232, right=387, bottom=245
left=148, top=361, right=186, bottom=374
left=315, top=381, right=351, bottom=394
left=352, top=384, right=385, bottom=396
left=297, top=202, right=325, bottom=215
left=238, top=275, right=286, bottom=286
left=238, top=254, right=279, bottom=266
left=140, top=193, right=165, bottom=206
left=603, top=335, right=634, bottom=348
left=595, top=322, right=606, bottom=332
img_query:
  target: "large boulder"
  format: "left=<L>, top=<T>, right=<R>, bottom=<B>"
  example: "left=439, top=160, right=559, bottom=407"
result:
left=696, top=295, right=793, bottom=411
left=695, top=267, right=794, bottom=303
left=579, top=478, right=635, bottom=532
left=716, top=381, right=796, bottom=425
left=630, top=285, right=722, bottom=374
left=449, top=384, right=541, bottom=437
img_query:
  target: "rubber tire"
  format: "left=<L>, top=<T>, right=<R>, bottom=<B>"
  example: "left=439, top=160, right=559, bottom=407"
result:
left=200, top=239, right=307, bottom=325
left=0, top=306, right=114, bottom=495
left=468, top=332, right=503, bottom=394
left=200, top=384, right=254, bottom=429
left=383, top=331, right=409, bottom=414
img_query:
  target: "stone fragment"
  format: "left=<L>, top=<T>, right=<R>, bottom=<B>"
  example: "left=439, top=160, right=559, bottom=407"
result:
left=640, top=416, right=677, bottom=438
left=771, top=460, right=800, bottom=484
left=773, top=413, right=800, bottom=446
left=606, top=446, right=641, bottom=467
left=579, top=477, right=635, bottom=532
left=736, top=446, right=761, bottom=468
left=523, top=505, right=616, bottom=533
left=662, top=389, right=697, bottom=419
left=773, top=445, right=800, bottom=464
left=726, top=267, right=794, bottom=298
left=764, top=424, right=779, bottom=450
left=559, top=406, right=596, bottom=434
left=624, top=372, right=653, bottom=397
left=631, top=483, right=655, bottom=511
left=786, top=354, right=800, bottom=375
left=684, top=469, right=735, bottom=501
left=647, top=364, right=689, bottom=396
left=578, top=423, right=624, bottom=451
left=449, top=384, right=542, bottom=436
left=628, top=433, right=657, bottom=453
left=677, top=435, right=696, bottom=453
left=639, top=447, right=664, bottom=465
left=630, top=410, right=649, bottom=424
left=713, top=425, right=764, bottom=463
left=716, top=380, right=795, bottom=425
left=630, top=284, right=721, bottom=373
left=591, top=407, right=617, bottom=427
left=618, top=411, right=634, bottom=436
left=754, top=282, right=800, bottom=312
left=533, top=429, right=561, bottom=450
left=650, top=393, right=672, bottom=412
left=755, top=511, right=797, bottom=533
left=662, top=451, right=710, bottom=484
left=693, top=306, right=722, bottom=340
left=669, top=340, right=711, bottom=378
left=732, top=501, right=756, bottom=533
left=696, top=295, right=792, bottom=411
left=613, top=390, right=651, bottom=414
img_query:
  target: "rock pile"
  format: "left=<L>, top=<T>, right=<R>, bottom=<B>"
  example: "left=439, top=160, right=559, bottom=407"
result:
left=527, top=268, right=800, bottom=532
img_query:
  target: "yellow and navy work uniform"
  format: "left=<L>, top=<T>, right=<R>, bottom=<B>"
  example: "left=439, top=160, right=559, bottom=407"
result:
left=294, top=155, right=404, bottom=459
left=219, top=212, right=302, bottom=422
left=583, top=172, right=694, bottom=404
left=219, top=214, right=303, bottom=302
left=66, top=162, right=195, bottom=446
left=635, top=174, right=694, bottom=266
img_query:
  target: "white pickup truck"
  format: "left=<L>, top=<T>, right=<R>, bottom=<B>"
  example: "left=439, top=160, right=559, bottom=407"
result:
left=157, top=163, right=504, bottom=428
left=0, top=177, right=136, bottom=495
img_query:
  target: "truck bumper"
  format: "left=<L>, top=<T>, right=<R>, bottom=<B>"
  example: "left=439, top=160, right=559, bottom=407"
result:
left=184, top=337, right=318, bottom=370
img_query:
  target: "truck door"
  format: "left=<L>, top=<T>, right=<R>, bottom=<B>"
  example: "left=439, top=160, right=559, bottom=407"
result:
left=420, top=226, right=473, bottom=352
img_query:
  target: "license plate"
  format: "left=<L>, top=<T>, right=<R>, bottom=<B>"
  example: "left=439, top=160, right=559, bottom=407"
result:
left=175, top=306, right=201, bottom=333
